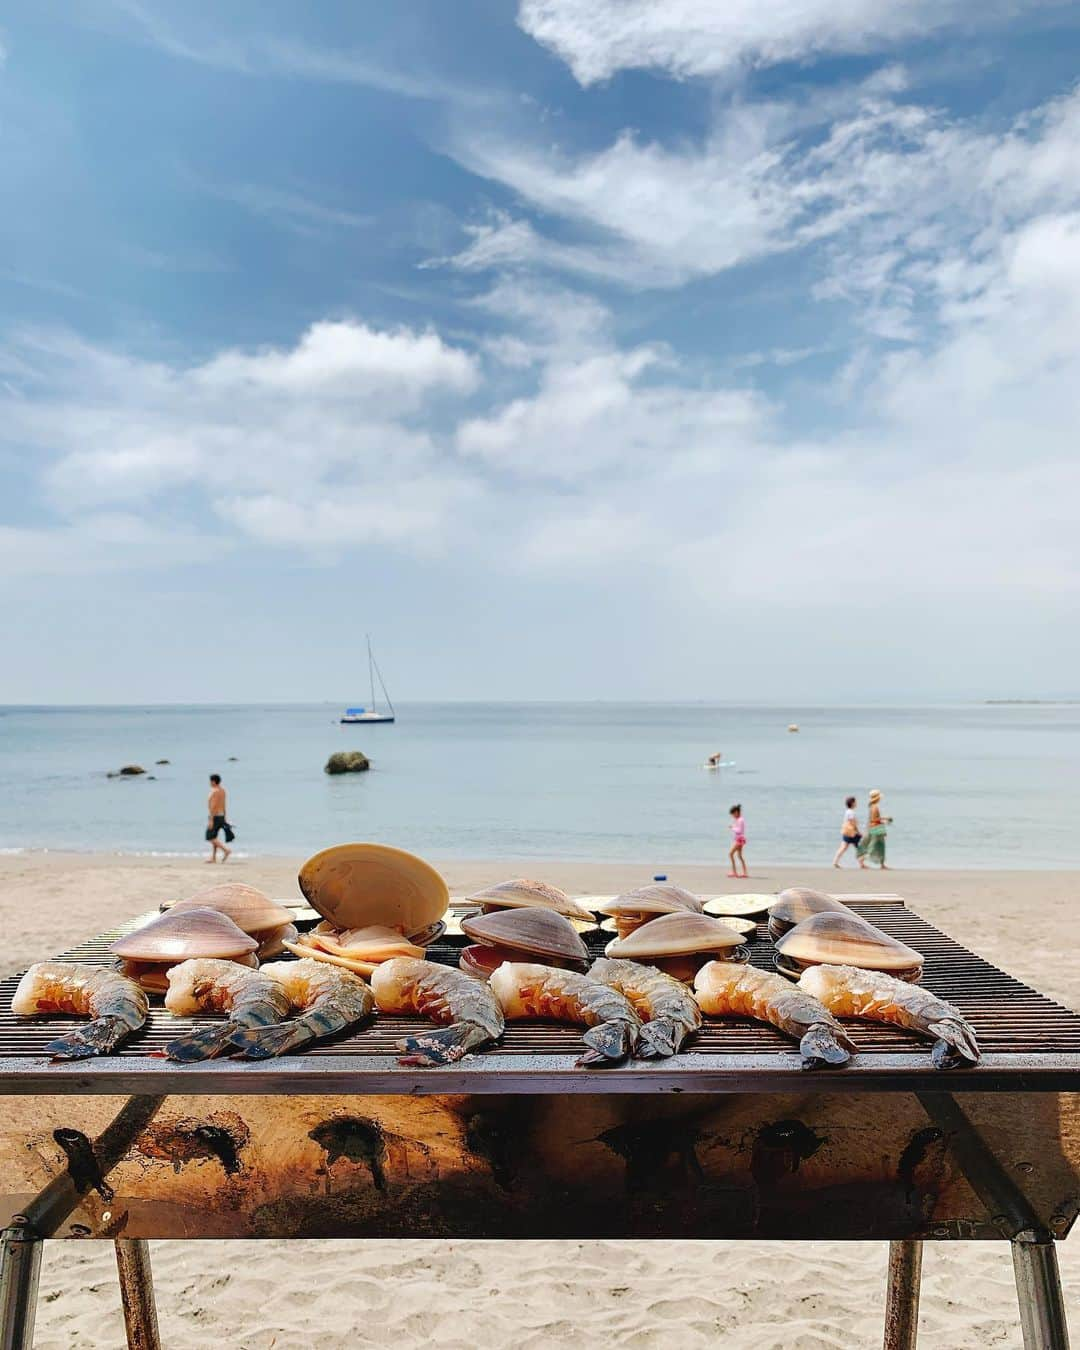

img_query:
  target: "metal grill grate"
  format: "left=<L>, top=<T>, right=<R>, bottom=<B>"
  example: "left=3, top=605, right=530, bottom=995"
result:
left=1, top=900, right=1078, bottom=1061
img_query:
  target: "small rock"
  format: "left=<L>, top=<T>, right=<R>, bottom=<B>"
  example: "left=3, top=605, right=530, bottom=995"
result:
left=155, top=759, right=170, bottom=765
left=227, top=756, right=239, bottom=762
left=108, top=765, right=146, bottom=778
left=325, top=751, right=370, bottom=775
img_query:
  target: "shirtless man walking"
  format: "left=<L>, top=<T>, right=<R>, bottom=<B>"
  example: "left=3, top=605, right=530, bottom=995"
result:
left=205, top=773, right=234, bottom=862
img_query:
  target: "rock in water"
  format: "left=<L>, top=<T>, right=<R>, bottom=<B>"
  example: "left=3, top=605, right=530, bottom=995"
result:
left=107, top=764, right=146, bottom=778
left=155, top=759, right=170, bottom=765
left=325, top=751, right=370, bottom=775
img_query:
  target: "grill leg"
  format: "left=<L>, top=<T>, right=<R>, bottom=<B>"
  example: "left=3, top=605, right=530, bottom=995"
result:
left=114, top=1239, right=161, bottom=1350
left=883, top=1239, right=923, bottom=1350
left=1012, top=1229, right=1070, bottom=1350
left=0, top=1225, right=42, bottom=1350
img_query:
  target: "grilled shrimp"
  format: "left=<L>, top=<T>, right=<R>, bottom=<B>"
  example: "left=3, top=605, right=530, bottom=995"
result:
left=799, top=964, right=980, bottom=1069
left=489, top=962, right=640, bottom=1067
left=228, top=958, right=374, bottom=1058
left=370, top=957, right=504, bottom=1066
left=694, top=961, right=856, bottom=1069
left=589, top=957, right=701, bottom=1058
left=12, top=962, right=148, bottom=1060
left=164, top=959, right=293, bottom=1062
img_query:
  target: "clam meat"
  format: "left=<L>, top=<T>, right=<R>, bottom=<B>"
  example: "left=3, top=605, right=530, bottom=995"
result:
left=459, top=906, right=588, bottom=979
left=773, top=911, right=924, bottom=983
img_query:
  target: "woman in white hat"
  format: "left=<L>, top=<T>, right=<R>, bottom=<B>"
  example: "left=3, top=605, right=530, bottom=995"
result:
left=857, top=789, right=892, bottom=868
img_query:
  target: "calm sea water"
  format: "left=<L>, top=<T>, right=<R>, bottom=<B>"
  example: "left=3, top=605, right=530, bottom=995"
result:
left=0, top=703, right=1077, bottom=869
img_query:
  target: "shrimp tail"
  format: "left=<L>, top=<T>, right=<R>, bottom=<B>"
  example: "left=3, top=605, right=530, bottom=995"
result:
left=45, top=1016, right=130, bottom=1061
left=635, top=1017, right=683, bottom=1060
left=396, top=1022, right=488, bottom=1067
left=229, top=1017, right=323, bottom=1060
left=165, top=1022, right=244, bottom=1063
left=928, top=1020, right=980, bottom=1069
left=577, top=1020, right=638, bottom=1067
left=799, top=1023, right=855, bottom=1070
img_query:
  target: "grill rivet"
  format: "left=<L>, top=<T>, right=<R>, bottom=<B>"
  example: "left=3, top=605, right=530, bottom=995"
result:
left=1051, top=1214, right=1068, bottom=1229
left=1017, top=1162, right=1034, bottom=1173
left=933, top=1226, right=949, bottom=1237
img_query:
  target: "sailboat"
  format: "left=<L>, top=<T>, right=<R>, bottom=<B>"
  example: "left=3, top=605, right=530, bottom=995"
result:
left=341, top=637, right=396, bottom=725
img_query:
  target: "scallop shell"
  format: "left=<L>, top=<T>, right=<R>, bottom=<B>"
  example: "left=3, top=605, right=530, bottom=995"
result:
left=703, top=893, right=774, bottom=918
left=171, top=883, right=293, bottom=936
left=298, top=843, right=449, bottom=933
left=466, top=879, right=595, bottom=922
left=767, top=888, right=852, bottom=941
left=773, top=911, right=924, bottom=981
left=605, top=910, right=746, bottom=958
left=111, top=908, right=257, bottom=961
left=596, top=883, right=703, bottom=919
left=461, top=907, right=588, bottom=965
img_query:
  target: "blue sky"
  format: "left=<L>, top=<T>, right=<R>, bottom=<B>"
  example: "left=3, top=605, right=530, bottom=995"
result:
left=3, top=0, right=1080, bottom=702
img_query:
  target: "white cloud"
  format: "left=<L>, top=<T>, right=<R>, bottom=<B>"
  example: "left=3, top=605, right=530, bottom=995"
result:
left=517, top=0, right=1028, bottom=85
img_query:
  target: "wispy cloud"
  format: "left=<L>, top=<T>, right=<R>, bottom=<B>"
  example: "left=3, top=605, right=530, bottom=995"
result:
left=202, top=180, right=374, bottom=236
left=91, top=0, right=493, bottom=106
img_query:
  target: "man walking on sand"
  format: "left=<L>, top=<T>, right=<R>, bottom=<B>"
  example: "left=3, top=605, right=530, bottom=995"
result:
left=205, top=773, right=234, bottom=862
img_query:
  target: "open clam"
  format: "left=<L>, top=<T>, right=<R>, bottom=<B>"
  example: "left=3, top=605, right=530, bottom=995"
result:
left=773, top=911, right=924, bottom=983
left=703, top=893, right=774, bottom=919
left=459, top=907, right=589, bottom=980
left=464, top=879, right=595, bottom=925
left=604, top=911, right=750, bottom=982
left=171, top=883, right=298, bottom=959
left=298, top=843, right=449, bottom=934
left=596, top=883, right=704, bottom=940
left=767, top=887, right=852, bottom=942
left=110, top=908, right=258, bottom=994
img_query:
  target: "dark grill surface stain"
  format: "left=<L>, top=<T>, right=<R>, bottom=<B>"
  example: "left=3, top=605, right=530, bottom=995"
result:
left=2, top=901, right=1080, bottom=1061
left=53, top=1128, right=114, bottom=1201
left=310, top=1117, right=387, bottom=1190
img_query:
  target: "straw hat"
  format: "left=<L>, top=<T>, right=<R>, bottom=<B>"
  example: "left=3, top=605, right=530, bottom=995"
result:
left=868, top=789, right=882, bottom=803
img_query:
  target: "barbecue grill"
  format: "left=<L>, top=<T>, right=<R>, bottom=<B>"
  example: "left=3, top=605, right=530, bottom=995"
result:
left=1, top=895, right=1077, bottom=1349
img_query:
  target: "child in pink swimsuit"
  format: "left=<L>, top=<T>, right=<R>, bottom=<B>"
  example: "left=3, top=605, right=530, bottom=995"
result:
left=728, top=804, right=748, bottom=878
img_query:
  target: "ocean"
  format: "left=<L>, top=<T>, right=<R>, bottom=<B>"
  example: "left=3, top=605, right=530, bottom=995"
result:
left=1, top=702, right=1077, bottom=869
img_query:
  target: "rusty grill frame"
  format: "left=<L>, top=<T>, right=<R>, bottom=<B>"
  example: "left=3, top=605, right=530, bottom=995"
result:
left=1, top=894, right=1077, bottom=1350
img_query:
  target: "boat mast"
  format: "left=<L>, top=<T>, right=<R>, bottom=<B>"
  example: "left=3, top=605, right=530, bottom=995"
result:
left=370, top=641, right=395, bottom=718
left=367, top=634, right=376, bottom=711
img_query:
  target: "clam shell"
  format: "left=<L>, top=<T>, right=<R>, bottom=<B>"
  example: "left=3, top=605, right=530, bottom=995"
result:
left=596, top=884, right=704, bottom=919
left=767, top=888, right=851, bottom=941
left=599, top=914, right=756, bottom=937
left=171, top=883, right=293, bottom=936
left=703, top=893, right=774, bottom=918
left=605, top=910, right=746, bottom=958
left=111, top=908, right=257, bottom=961
left=461, top=907, right=588, bottom=964
left=466, top=879, right=595, bottom=922
left=298, top=843, right=449, bottom=933
left=773, top=911, right=924, bottom=979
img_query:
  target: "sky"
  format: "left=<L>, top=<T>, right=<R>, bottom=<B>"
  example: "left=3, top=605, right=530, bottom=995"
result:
left=2, top=0, right=1080, bottom=703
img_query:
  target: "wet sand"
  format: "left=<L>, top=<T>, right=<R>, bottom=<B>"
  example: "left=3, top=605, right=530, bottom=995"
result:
left=3, top=851, right=1078, bottom=1348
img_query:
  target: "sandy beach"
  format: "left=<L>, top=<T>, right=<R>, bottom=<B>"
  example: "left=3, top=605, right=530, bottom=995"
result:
left=5, top=851, right=1079, bottom=1347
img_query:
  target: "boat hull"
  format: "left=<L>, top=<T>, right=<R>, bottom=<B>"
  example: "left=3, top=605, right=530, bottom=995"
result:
left=341, top=715, right=395, bottom=724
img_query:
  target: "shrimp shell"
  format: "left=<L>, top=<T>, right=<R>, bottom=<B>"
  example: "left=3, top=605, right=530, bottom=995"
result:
left=589, top=957, right=701, bottom=1058
left=164, top=959, right=293, bottom=1062
left=798, top=964, right=979, bottom=1069
left=489, top=961, right=640, bottom=1067
left=12, top=962, right=148, bottom=1061
left=228, top=958, right=375, bottom=1058
left=370, top=957, right=504, bottom=1066
left=694, top=961, right=856, bottom=1069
